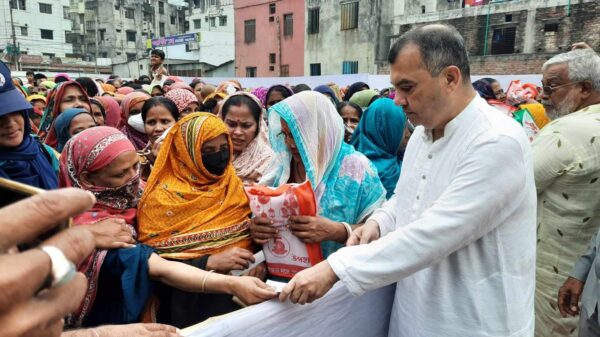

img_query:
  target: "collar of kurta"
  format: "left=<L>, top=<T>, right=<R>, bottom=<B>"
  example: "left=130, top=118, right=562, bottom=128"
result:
left=422, top=94, right=482, bottom=145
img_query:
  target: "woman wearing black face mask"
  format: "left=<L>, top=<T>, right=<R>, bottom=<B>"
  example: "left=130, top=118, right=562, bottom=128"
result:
left=137, top=113, right=266, bottom=327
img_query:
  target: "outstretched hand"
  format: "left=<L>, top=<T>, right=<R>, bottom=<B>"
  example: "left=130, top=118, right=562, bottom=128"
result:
left=279, top=261, right=338, bottom=305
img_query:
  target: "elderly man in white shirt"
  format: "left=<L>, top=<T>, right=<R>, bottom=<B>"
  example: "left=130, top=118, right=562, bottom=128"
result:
left=279, top=24, right=537, bottom=337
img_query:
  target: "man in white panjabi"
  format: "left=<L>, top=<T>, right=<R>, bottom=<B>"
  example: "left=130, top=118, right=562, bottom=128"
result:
left=279, top=24, right=537, bottom=337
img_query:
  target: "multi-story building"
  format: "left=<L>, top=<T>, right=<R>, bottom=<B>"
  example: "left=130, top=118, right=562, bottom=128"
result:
left=304, top=0, right=599, bottom=76
left=183, top=0, right=235, bottom=77
left=1, top=0, right=74, bottom=63
left=234, top=0, right=305, bottom=77
left=69, top=0, right=187, bottom=65
left=304, top=0, right=392, bottom=76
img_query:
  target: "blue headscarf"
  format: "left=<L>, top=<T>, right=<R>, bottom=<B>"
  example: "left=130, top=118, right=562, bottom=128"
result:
left=0, top=109, right=59, bottom=190
left=54, top=108, right=92, bottom=152
left=472, top=78, right=497, bottom=101
left=313, top=85, right=340, bottom=106
left=350, top=98, right=406, bottom=199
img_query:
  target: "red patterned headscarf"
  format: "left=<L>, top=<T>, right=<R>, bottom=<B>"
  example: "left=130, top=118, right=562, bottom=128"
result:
left=164, top=88, right=199, bottom=113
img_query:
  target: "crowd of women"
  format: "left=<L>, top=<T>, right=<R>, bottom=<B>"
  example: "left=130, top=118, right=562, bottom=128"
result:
left=1, top=62, right=552, bottom=331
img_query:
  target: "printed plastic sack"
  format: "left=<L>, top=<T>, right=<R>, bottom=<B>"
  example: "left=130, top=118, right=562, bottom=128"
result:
left=245, top=181, right=323, bottom=279
left=506, top=80, right=537, bottom=106
left=513, top=109, right=540, bottom=142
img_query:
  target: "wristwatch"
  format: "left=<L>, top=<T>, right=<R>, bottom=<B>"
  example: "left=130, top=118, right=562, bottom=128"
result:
left=40, top=246, right=77, bottom=288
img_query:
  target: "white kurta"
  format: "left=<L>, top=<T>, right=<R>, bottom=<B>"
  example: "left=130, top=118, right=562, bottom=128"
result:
left=328, top=95, right=537, bottom=337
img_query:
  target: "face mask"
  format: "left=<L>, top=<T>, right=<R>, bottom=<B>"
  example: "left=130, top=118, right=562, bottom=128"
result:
left=202, top=149, right=230, bottom=176
left=127, top=114, right=145, bottom=133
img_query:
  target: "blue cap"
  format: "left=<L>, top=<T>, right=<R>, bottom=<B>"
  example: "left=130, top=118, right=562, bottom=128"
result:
left=0, top=61, right=33, bottom=117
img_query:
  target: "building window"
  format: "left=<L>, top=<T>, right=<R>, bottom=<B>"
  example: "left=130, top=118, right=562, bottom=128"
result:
left=86, top=21, right=95, bottom=30
left=10, top=0, right=26, bottom=10
left=171, top=16, right=176, bottom=25
left=308, top=8, right=319, bottom=34
left=283, top=14, right=293, bottom=36
left=127, top=53, right=137, bottom=61
left=491, top=27, right=516, bottom=55
left=342, top=60, right=358, bottom=74
left=310, top=63, right=321, bottom=76
left=159, top=22, right=165, bottom=36
left=269, top=53, right=276, bottom=64
left=99, top=29, right=105, bottom=41
left=63, top=6, right=70, bottom=19
left=159, top=1, right=165, bottom=14
left=246, top=67, right=257, bottom=78
left=39, top=3, right=52, bottom=14
left=341, top=1, right=359, bottom=30
left=269, top=3, right=276, bottom=14
left=544, top=23, right=559, bottom=33
left=505, top=14, right=512, bottom=22
left=125, top=8, right=135, bottom=19
left=126, top=31, right=136, bottom=42
left=40, top=29, right=54, bottom=40
left=269, top=66, right=275, bottom=71
left=210, top=17, right=216, bottom=27
left=280, top=65, right=289, bottom=77
left=42, top=53, right=55, bottom=59
left=244, top=19, right=256, bottom=43
left=20, top=26, right=28, bottom=36
left=194, top=19, right=201, bottom=29
left=219, top=15, right=227, bottom=26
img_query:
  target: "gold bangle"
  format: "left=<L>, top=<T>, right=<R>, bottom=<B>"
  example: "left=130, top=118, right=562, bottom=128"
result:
left=201, top=270, right=215, bottom=293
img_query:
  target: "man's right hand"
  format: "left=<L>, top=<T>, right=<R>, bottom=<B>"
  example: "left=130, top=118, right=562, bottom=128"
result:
left=249, top=217, right=278, bottom=245
left=558, top=276, right=585, bottom=317
left=347, top=220, right=380, bottom=246
left=206, top=247, right=255, bottom=273
left=0, top=188, right=96, bottom=337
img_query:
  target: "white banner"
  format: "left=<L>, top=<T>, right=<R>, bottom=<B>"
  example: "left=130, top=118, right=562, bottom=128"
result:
left=182, top=283, right=396, bottom=337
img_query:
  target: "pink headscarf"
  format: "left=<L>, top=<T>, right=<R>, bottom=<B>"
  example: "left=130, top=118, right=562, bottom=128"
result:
left=117, top=86, right=135, bottom=95
left=59, top=126, right=142, bottom=327
left=169, top=82, right=194, bottom=93
left=164, top=88, right=199, bottom=113
left=96, top=95, right=122, bottom=127
left=54, top=73, right=72, bottom=82
left=119, top=92, right=151, bottom=150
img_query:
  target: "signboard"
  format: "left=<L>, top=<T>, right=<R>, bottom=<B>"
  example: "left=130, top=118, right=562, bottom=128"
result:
left=147, top=32, right=201, bottom=49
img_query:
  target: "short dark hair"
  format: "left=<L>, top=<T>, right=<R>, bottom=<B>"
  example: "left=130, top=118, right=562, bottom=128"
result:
left=142, top=96, right=180, bottom=122
left=293, top=84, right=311, bottom=93
left=190, top=79, right=205, bottom=89
left=76, top=77, right=99, bottom=97
left=151, top=49, right=166, bottom=60
left=221, top=95, right=262, bottom=137
left=388, top=24, right=471, bottom=82
left=138, top=75, right=151, bottom=84
left=33, top=73, right=47, bottom=80
left=26, top=70, right=34, bottom=76
left=108, top=74, right=120, bottom=80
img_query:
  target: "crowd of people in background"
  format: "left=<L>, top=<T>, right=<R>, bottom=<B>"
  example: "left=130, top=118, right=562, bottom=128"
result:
left=0, top=26, right=599, bottom=337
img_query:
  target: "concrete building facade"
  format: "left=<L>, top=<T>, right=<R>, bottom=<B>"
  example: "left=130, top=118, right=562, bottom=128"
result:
left=234, top=0, right=305, bottom=77
left=303, top=0, right=599, bottom=77
left=380, top=0, right=600, bottom=75
left=304, top=0, right=394, bottom=76
left=1, top=0, right=74, bottom=60
left=68, top=0, right=187, bottom=65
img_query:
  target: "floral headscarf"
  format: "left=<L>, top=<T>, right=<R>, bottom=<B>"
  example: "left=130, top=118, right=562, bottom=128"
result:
left=164, top=88, right=199, bottom=113
left=261, top=91, right=385, bottom=257
left=221, top=92, right=273, bottom=183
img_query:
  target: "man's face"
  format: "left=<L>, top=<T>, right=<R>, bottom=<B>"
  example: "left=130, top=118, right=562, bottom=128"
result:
left=541, top=63, right=583, bottom=120
left=150, top=54, right=162, bottom=66
left=390, top=44, right=448, bottom=130
left=26, top=74, right=33, bottom=83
